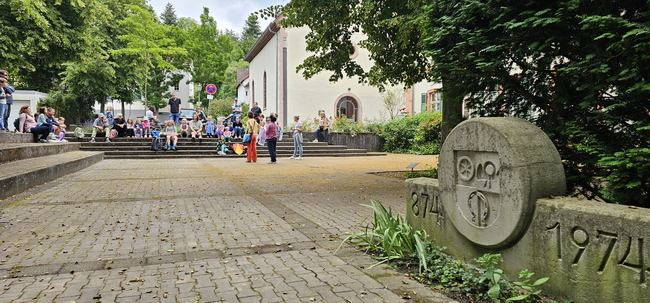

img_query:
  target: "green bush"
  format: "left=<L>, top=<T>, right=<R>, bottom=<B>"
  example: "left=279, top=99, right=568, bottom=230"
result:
left=599, top=147, right=650, bottom=206
left=330, top=116, right=363, bottom=134
left=207, top=99, right=249, bottom=119
left=361, top=118, right=385, bottom=133
left=380, top=112, right=442, bottom=154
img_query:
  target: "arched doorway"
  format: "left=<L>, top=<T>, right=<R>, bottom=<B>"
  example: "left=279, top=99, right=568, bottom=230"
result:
left=336, top=96, right=359, bottom=122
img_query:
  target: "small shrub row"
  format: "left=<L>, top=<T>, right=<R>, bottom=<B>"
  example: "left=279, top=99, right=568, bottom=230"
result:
left=379, top=112, right=442, bottom=155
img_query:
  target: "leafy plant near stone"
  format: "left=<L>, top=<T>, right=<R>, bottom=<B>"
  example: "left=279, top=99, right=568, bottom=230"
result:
left=476, top=254, right=512, bottom=300
left=506, top=270, right=550, bottom=303
left=336, top=200, right=429, bottom=271
left=340, top=200, right=554, bottom=302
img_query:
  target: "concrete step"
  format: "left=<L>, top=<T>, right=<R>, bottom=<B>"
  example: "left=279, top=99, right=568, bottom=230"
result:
left=79, top=145, right=349, bottom=151
left=103, top=152, right=385, bottom=159
left=99, top=148, right=371, bottom=156
left=0, top=131, right=36, bottom=143
left=0, top=151, right=103, bottom=200
left=74, top=137, right=323, bottom=144
left=0, top=142, right=82, bottom=164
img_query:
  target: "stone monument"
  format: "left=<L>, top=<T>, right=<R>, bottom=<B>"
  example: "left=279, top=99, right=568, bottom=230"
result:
left=407, top=117, right=650, bottom=303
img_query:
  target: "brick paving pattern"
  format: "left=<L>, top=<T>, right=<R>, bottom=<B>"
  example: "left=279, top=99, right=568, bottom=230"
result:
left=0, top=155, right=455, bottom=302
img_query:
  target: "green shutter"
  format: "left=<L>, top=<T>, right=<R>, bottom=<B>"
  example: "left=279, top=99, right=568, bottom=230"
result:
left=421, top=93, right=427, bottom=113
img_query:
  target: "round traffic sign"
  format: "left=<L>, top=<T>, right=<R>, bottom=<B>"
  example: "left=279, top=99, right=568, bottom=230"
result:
left=205, top=84, right=217, bottom=94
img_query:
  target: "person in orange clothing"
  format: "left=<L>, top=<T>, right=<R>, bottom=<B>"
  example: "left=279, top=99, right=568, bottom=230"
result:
left=245, top=111, right=259, bottom=163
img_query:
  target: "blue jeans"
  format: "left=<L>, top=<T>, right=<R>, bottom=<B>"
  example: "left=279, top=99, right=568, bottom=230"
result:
left=30, top=125, right=50, bottom=141
left=2, top=103, right=9, bottom=130
left=266, top=137, right=277, bottom=162
left=292, top=133, right=303, bottom=157
left=0, top=103, right=6, bottom=129
left=169, top=113, right=180, bottom=124
left=233, top=126, right=243, bottom=138
left=314, top=128, right=328, bottom=142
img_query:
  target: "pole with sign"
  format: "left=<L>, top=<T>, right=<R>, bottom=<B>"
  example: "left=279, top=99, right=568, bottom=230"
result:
left=205, top=84, right=217, bottom=115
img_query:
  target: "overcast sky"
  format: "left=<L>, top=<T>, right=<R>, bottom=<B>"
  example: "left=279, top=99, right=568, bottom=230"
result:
left=148, top=0, right=288, bottom=32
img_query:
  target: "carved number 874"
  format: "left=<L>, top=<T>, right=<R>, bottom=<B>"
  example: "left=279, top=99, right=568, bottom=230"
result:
left=411, top=192, right=439, bottom=218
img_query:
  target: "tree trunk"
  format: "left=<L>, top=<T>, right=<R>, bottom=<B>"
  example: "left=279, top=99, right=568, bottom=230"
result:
left=121, top=101, right=126, bottom=118
left=441, top=76, right=464, bottom=145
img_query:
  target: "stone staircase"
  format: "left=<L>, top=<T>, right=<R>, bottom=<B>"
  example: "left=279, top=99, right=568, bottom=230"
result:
left=68, top=134, right=384, bottom=159
left=0, top=132, right=103, bottom=201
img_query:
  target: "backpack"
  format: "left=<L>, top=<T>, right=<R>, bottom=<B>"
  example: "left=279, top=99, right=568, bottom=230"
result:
left=109, top=129, right=118, bottom=139
left=150, top=137, right=163, bottom=151
left=74, top=127, right=85, bottom=140
left=13, top=117, right=20, bottom=132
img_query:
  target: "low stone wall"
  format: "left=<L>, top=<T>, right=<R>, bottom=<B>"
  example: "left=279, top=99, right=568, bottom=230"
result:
left=291, top=132, right=384, bottom=152
left=407, top=179, right=650, bottom=303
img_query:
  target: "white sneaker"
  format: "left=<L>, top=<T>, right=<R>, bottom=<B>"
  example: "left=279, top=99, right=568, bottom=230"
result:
left=105, top=138, right=111, bottom=143
left=289, top=156, right=295, bottom=159
left=312, top=139, right=318, bottom=143
left=296, top=157, right=301, bottom=160
left=89, top=138, right=96, bottom=143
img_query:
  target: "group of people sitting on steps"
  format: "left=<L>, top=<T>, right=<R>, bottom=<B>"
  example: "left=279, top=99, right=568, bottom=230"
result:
left=16, top=106, right=68, bottom=143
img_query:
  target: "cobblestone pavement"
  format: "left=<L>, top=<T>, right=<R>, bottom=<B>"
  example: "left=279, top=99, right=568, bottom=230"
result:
left=0, top=154, right=456, bottom=303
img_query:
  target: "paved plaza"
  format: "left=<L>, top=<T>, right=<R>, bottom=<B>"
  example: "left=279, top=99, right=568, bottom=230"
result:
left=0, top=154, right=455, bottom=303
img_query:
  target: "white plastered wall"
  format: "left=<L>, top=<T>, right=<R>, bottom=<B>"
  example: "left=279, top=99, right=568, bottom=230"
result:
left=249, top=33, right=280, bottom=116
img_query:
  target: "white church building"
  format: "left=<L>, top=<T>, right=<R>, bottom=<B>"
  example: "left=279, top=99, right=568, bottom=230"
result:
left=244, top=15, right=443, bottom=128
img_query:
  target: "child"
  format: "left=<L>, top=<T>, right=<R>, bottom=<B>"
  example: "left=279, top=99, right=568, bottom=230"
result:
left=214, top=123, right=223, bottom=138
left=105, top=106, right=114, bottom=124
left=257, top=120, right=266, bottom=146
left=141, top=117, right=151, bottom=138
left=223, top=127, right=232, bottom=142
left=134, top=118, right=143, bottom=138
left=150, top=118, right=160, bottom=131
left=179, top=118, right=190, bottom=138
left=126, top=117, right=135, bottom=137
left=37, top=107, right=47, bottom=125
left=163, top=120, right=178, bottom=151
left=57, top=117, right=68, bottom=142
left=150, top=118, right=161, bottom=138
left=216, top=135, right=229, bottom=155
left=205, top=116, right=215, bottom=138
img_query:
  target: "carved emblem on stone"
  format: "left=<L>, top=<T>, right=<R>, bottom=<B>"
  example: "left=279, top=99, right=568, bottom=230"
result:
left=455, top=151, right=500, bottom=228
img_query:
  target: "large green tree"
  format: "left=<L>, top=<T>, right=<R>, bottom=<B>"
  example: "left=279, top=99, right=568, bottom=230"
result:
left=160, top=2, right=179, bottom=26
left=111, top=5, right=186, bottom=111
left=184, top=8, right=234, bottom=104
left=0, top=0, right=143, bottom=92
left=279, top=0, right=650, bottom=204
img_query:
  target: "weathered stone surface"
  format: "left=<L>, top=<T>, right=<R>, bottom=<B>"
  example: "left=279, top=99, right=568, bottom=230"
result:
left=438, top=117, right=565, bottom=248
left=528, top=197, right=650, bottom=303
